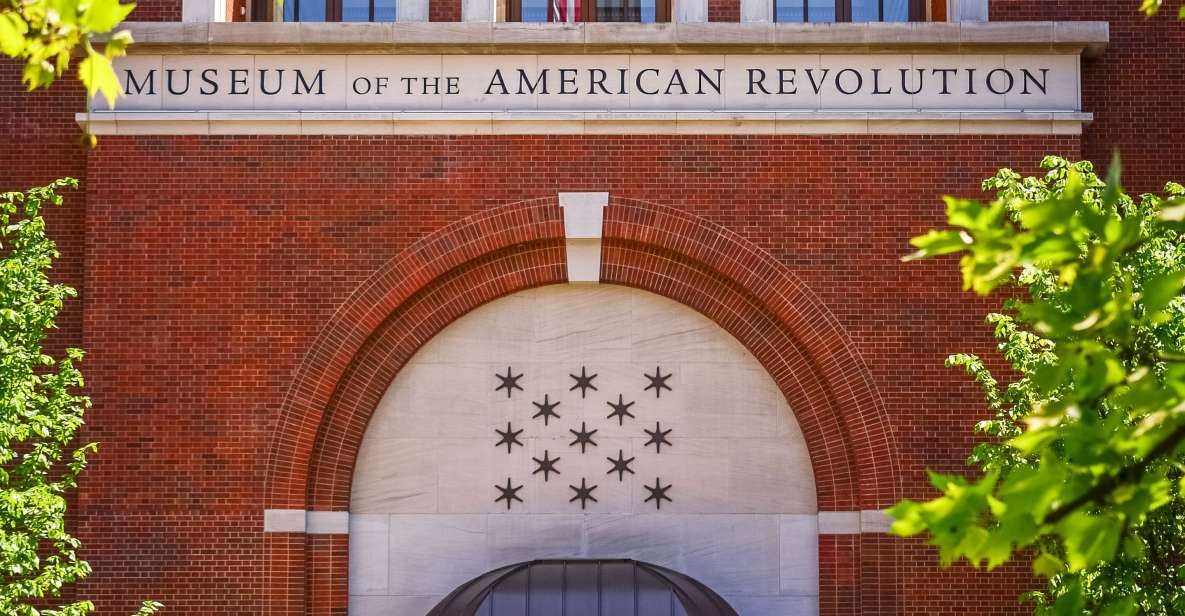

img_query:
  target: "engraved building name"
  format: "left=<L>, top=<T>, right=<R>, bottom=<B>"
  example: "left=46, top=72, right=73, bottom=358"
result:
left=98, top=54, right=1081, bottom=113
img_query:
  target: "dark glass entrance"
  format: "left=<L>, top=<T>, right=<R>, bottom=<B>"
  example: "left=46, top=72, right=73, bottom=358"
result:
left=427, top=559, right=739, bottom=616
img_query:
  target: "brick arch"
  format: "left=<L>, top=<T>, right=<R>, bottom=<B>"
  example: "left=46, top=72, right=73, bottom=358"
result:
left=263, top=195, right=898, bottom=615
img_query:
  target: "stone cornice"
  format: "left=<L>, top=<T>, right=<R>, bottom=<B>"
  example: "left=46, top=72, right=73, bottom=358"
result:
left=105, top=21, right=1109, bottom=56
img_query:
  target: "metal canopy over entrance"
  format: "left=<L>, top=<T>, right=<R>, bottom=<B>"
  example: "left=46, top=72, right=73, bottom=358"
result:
left=427, top=559, right=740, bottom=616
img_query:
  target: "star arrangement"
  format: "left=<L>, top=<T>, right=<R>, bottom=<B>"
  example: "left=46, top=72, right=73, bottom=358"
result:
left=489, top=365, right=678, bottom=511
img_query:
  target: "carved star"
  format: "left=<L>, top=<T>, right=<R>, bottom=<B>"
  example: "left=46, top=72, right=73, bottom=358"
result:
left=569, top=366, right=598, bottom=399
left=532, top=450, right=561, bottom=482
left=643, top=477, right=672, bottom=510
left=531, top=394, right=561, bottom=425
left=568, top=478, right=599, bottom=510
left=569, top=421, right=599, bottom=453
left=605, top=394, right=636, bottom=426
left=643, top=421, right=672, bottom=454
left=643, top=366, right=672, bottom=398
left=606, top=449, right=635, bottom=481
left=495, top=422, right=524, bottom=454
left=494, top=477, right=524, bottom=510
left=495, top=366, right=524, bottom=398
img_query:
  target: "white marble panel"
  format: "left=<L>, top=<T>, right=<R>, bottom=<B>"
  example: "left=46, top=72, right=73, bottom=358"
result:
left=351, top=438, right=438, bottom=513
left=583, top=513, right=684, bottom=568
left=346, top=55, right=445, bottom=111
left=724, top=55, right=821, bottom=111
left=633, top=438, right=731, bottom=514
left=351, top=285, right=820, bottom=612
left=349, top=515, right=390, bottom=595
left=729, top=438, right=816, bottom=513
left=726, top=595, right=820, bottom=616
left=486, top=514, right=584, bottom=566
left=439, top=436, right=535, bottom=514
left=349, top=595, right=443, bottom=616
left=388, top=515, right=488, bottom=595
left=779, top=514, right=818, bottom=596
left=681, top=514, right=781, bottom=596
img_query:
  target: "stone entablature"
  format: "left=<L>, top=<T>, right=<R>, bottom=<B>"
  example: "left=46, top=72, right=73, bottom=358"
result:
left=84, top=21, right=1106, bottom=134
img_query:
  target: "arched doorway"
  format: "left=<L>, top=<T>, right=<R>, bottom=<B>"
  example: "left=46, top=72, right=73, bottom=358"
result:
left=348, top=285, right=818, bottom=615
left=428, top=559, right=740, bottom=616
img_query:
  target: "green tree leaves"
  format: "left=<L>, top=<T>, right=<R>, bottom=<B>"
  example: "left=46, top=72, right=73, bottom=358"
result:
left=891, top=157, right=1185, bottom=614
left=0, top=0, right=134, bottom=105
left=0, top=181, right=160, bottom=616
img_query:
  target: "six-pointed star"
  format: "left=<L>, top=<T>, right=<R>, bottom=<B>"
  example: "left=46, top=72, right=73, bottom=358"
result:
left=494, top=478, right=524, bottom=510
left=605, top=394, right=636, bottom=426
left=643, top=477, right=673, bottom=509
left=532, top=450, right=561, bottom=481
left=531, top=394, right=561, bottom=425
left=569, top=421, right=599, bottom=453
left=568, top=478, right=599, bottom=510
left=495, top=366, right=524, bottom=398
left=569, top=366, right=598, bottom=398
left=643, top=366, right=673, bottom=398
left=643, top=421, right=673, bottom=453
left=495, top=422, right=524, bottom=454
left=606, top=449, right=635, bottom=481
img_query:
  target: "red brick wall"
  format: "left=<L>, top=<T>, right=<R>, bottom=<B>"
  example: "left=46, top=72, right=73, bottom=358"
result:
left=429, top=0, right=461, bottom=21
left=991, top=0, right=1185, bottom=194
left=67, top=133, right=1073, bottom=615
left=709, top=0, right=739, bottom=21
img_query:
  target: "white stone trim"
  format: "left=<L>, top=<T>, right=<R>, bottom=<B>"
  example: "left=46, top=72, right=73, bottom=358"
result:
left=676, top=0, right=707, bottom=23
left=817, top=511, right=860, bottom=534
left=740, top=0, right=770, bottom=23
left=263, top=509, right=307, bottom=533
left=271, top=509, right=891, bottom=534
left=263, top=509, right=351, bottom=533
left=816, top=510, right=894, bottom=534
left=859, top=509, right=894, bottom=533
left=462, top=0, right=494, bottom=21
left=78, top=110, right=1091, bottom=136
left=181, top=0, right=214, bottom=22
left=952, top=0, right=989, bottom=22
left=398, top=0, right=430, bottom=22
left=308, top=511, right=351, bottom=534
left=558, top=192, right=608, bottom=284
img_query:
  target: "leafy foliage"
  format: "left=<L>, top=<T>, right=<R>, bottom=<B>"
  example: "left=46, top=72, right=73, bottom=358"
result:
left=889, top=157, right=1185, bottom=615
left=0, top=180, right=160, bottom=616
left=0, top=0, right=134, bottom=107
left=1139, top=0, right=1185, bottom=19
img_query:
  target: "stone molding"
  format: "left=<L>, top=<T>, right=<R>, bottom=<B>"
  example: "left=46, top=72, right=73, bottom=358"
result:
left=104, top=21, right=1109, bottom=56
left=265, top=509, right=897, bottom=534
left=558, top=192, right=609, bottom=282
left=76, top=110, right=1091, bottom=135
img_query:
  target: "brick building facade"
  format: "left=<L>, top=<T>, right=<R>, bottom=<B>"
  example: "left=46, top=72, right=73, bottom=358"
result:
left=1, top=0, right=1183, bottom=615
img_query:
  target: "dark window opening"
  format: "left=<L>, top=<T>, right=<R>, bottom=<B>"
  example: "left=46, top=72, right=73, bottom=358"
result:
left=508, top=0, right=670, bottom=22
left=280, top=0, right=396, bottom=21
left=775, top=0, right=925, bottom=22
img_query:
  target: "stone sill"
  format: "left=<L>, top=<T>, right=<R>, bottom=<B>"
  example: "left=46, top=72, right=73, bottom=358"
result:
left=77, top=110, right=1092, bottom=135
left=108, top=21, right=1109, bottom=56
